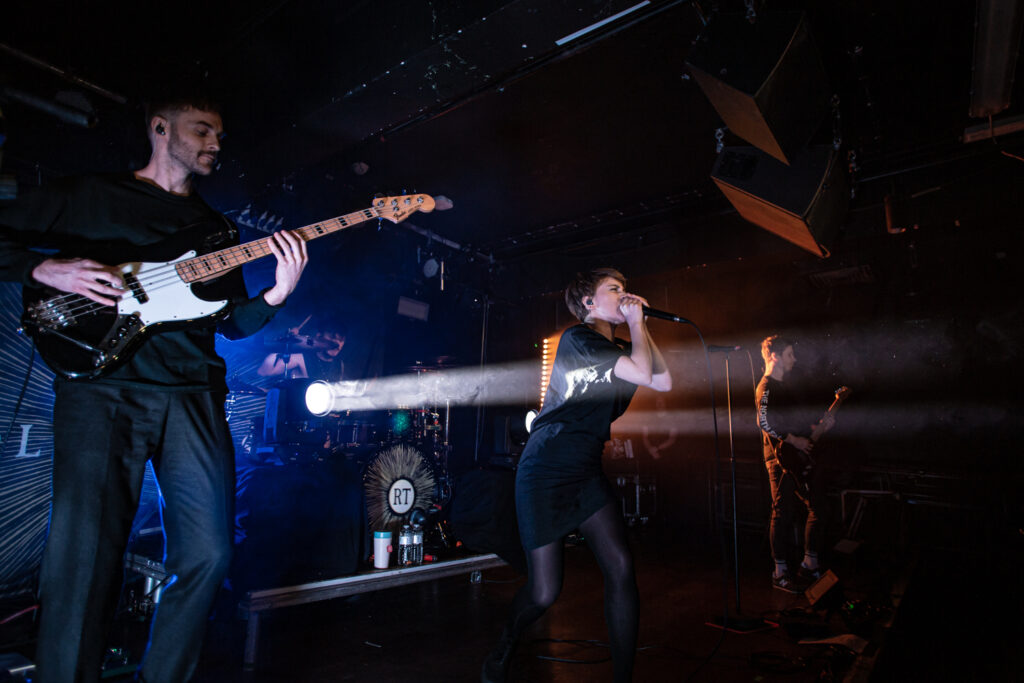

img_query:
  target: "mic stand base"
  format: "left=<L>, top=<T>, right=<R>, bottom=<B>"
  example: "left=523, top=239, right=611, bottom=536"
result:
left=705, top=612, right=776, bottom=634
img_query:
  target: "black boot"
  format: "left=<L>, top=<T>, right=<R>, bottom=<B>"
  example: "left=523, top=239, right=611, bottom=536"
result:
left=481, top=627, right=518, bottom=683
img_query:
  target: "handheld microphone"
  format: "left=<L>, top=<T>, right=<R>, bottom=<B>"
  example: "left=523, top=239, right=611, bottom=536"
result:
left=707, top=344, right=742, bottom=353
left=642, top=306, right=690, bottom=324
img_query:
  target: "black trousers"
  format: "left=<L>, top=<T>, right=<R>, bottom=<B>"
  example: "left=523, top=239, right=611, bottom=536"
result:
left=36, top=383, right=234, bottom=683
left=765, top=454, right=826, bottom=566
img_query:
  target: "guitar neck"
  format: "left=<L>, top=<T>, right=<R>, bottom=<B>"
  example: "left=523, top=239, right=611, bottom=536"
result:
left=810, top=395, right=845, bottom=443
left=175, top=206, right=380, bottom=283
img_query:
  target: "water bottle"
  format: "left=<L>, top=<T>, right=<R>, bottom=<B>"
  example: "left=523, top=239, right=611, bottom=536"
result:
left=398, top=524, right=414, bottom=566
left=410, top=523, right=424, bottom=565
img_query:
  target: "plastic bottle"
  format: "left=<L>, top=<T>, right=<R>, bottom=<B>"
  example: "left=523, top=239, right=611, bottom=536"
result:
left=398, top=524, right=413, bottom=566
left=410, top=523, right=424, bottom=565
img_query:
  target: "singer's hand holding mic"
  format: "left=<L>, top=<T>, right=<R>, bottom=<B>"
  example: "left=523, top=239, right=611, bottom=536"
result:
left=618, top=293, right=648, bottom=325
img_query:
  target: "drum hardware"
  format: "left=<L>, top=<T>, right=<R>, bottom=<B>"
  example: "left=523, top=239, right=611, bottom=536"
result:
left=123, top=553, right=168, bottom=618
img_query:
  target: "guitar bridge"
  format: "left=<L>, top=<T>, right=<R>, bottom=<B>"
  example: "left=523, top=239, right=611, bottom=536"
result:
left=28, top=297, right=77, bottom=329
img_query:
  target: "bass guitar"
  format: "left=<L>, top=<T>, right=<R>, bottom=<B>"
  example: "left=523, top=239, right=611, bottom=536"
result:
left=777, top=385, right=851, bottom=495
left=21, top=194, right=435, bottom=379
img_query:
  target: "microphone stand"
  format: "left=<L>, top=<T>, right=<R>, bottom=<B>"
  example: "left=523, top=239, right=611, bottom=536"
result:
left=707, top=348, right=769, bottom=633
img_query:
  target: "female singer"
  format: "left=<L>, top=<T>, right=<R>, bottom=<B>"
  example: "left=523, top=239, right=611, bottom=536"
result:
left=482, top=267, right=672, bottom=682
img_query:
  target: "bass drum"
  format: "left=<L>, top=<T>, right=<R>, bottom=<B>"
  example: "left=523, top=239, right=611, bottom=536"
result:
left=362, top=443, right=437, bottom=531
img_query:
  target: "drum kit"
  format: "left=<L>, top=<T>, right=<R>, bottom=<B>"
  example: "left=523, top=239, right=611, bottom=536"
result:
left=226, top=352, right=456, bottom=508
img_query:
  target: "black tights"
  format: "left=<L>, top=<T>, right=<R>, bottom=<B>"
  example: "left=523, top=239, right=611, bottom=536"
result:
left=505, top=502, right=638, bottom=682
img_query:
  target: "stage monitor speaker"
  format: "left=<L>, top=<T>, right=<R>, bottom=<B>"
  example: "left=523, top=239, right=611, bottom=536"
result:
left=686, top=11, right=829, bottom=165
left=711, top=144, right=848, bottom=257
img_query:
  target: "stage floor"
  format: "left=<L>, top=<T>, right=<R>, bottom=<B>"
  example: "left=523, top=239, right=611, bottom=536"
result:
left=149, top=520, right=1018, bottom=681
left=5, top=513, right=1021, bottom=682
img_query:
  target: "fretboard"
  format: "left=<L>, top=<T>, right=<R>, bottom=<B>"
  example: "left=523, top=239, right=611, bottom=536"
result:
left=175, top=206, right=380, bottom=283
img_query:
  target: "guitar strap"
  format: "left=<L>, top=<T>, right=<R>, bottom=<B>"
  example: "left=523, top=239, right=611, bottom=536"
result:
left=201, top=214, right=239, bottom=252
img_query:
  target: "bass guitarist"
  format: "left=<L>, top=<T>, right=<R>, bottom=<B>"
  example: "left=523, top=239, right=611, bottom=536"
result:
left=0, top=92, right=307, bottom=681
left=755, top=335, right=836, bottom=593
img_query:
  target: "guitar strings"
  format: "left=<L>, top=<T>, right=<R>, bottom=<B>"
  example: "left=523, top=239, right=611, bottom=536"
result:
left=29, top=207, right=387, bottom=326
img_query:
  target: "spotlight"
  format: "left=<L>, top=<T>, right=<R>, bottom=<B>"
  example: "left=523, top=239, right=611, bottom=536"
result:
left=304, top=380, right=369, bottom=416
left=524, top=409, right=538, bottom=433
left=305, top=380, right=334, bottom=416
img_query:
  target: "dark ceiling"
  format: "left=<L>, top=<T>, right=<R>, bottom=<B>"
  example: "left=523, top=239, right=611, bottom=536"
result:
left=2, top=0, right=1024, bottom=283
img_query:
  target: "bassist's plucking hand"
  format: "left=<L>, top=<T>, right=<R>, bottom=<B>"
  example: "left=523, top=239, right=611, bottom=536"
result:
left=31, top=257, right=126, bottom=306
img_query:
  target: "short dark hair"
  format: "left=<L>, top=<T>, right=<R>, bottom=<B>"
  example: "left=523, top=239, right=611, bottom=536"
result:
left=761, top=335, right=794, bottom=363
left=144, top=91, right=222, bottom=128
left=316, top=317, right=348, bottom=339
left=564, top=267, right=626, bottom=322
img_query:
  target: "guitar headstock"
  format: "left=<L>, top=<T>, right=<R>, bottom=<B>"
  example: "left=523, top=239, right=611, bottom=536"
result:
left=374, top=194, right=436, bottom=223
left=834, top=386, right=852, bottom=401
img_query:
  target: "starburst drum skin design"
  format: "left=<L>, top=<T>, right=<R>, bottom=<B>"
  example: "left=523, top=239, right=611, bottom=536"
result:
left=364, top=443, right=436, bottom=533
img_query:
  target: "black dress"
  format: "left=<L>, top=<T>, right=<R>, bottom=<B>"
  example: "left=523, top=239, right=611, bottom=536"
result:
left=515, top=324, right=637, bottom=550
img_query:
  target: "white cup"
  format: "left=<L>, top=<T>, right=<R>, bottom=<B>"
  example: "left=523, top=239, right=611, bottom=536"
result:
left=373, top=531, right=392, bottom=569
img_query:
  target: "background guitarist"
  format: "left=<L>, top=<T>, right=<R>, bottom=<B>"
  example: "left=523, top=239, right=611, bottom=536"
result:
left=755, top=335, right=836, bottom=594
left=0, top=92, right=308, bottom=681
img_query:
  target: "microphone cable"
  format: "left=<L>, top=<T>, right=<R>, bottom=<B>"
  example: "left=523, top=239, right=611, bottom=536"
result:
left=645, top=313, right=731, bottom=681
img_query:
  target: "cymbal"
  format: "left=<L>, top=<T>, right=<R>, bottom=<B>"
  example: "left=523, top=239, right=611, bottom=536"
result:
left=226, top=378, right=267, bottom=394
left=265, top=333, right=314, bottom=347
left=406, top=356, right=457, bottom=372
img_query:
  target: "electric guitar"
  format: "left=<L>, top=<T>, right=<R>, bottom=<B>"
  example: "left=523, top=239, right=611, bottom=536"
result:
left=777, top=386, right=851, bottom=495
left=21, top=194, right=435, bottom=379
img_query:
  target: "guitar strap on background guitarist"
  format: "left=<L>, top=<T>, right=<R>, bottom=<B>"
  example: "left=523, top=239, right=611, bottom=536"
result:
left=773, top=386, right=851, bottom=496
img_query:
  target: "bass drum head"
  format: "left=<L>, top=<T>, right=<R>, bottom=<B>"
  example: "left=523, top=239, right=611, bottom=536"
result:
left=363, top=443, right=436, bottom=533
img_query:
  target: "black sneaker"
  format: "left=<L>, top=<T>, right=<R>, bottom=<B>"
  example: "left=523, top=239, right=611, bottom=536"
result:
left=797, top=566, right=822, bottom=582
left=772, top=573, right=807, bottom=593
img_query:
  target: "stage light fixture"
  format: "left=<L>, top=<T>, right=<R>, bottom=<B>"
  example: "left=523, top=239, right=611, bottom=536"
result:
left=539, top=337, right=552, bottom=407
left=304, top=380, right=369, bottom=416
left=305, top=380, right=334, bottom=416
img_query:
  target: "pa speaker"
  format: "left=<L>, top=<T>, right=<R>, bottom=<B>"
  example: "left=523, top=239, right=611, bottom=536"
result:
left=687, top=11, right=829, bottom=165
left=711, top=145, right=848, bottom=257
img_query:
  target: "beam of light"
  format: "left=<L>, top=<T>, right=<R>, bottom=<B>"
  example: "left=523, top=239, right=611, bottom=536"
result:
left=611, top=400, right=1012, bottom=441
left=305, top=315, right=1013, bottom=441
left=305, top=361, right=545, bottom=416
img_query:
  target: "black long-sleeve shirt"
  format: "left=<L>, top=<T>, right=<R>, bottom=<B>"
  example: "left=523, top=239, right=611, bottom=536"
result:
left=755, top=374, right=811, bottom=460
left=0, top=173, right=282, bottom=391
